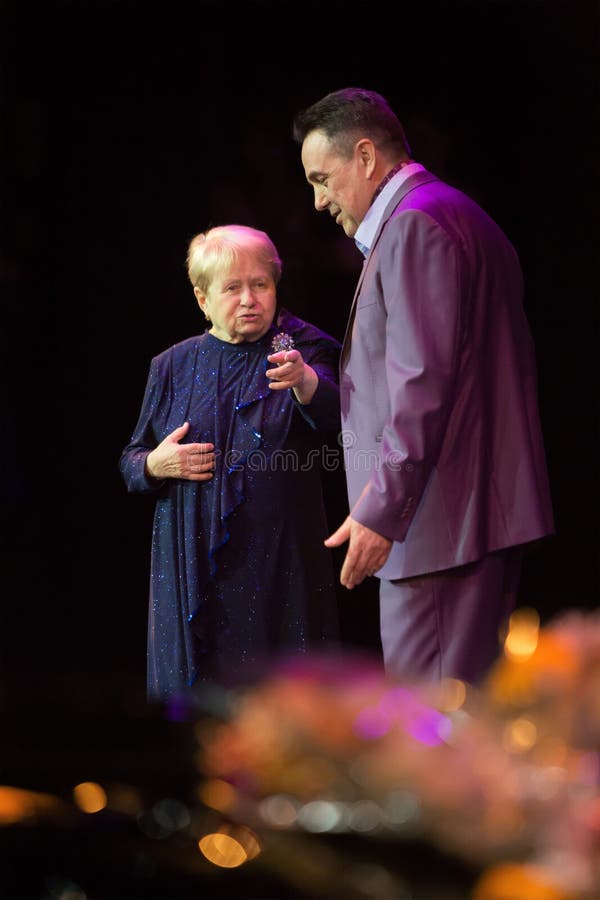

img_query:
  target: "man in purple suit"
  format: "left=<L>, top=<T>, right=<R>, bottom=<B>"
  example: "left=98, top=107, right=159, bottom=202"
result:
left=292, top=87, right=555, bottom=685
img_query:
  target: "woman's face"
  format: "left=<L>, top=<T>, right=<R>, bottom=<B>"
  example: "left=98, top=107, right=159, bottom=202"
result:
left=194, top=254, right=277, bottom=344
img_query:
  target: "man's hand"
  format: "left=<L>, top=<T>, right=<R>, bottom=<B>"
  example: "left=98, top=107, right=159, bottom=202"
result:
left=325, top=515, right=392, bottom=589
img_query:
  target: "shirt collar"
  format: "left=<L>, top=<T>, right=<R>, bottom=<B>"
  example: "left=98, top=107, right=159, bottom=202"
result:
left=354, top=161, right=425, bottom=257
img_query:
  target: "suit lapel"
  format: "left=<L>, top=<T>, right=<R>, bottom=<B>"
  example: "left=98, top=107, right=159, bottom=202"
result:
left=340, top=170, right=439, bottom=366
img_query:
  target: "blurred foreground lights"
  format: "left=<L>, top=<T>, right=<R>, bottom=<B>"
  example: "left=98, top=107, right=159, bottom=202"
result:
left=437, top=677, right=467, bottom=712
left=152, top=797, right=190, bottom=831
left=297, top=800, right=346, bottom=833
left=408, top=708, right=452, bottom=746
left=503, top=717, right=538, bottom=753
left=137, top=797, right=190, bottom=839
left=257, top=793, right=298, bottom=828
left=0, top=785, right=63, bottom=824
left=347, top=800, right=384, bottom=833
left=489, top=617, right=580, bottom=707
left=473, top=861, right=578, bottom=900
left=384, top=789, right=420, bottom=828
left=72, top=782, right=107, bottom=814
left=353, top=705, right=392, bottom=740
left=105, top=783, right=143, bottom=817
left=198, top=823, right=260, bottom=868
left=585, top=795, right=600, bottom=831
left=189, top=616, right=600, bottom=893
left=353, top=687, right=452, bottom=746
left=525, top=766, right=567, bottom=803
left=198, top=777, right=238, bottom=813
left=504, top=607, right=540, bottom=660
left=577, top=751, right=600, bottom=787
left=293, top=797, right=407, bottom=835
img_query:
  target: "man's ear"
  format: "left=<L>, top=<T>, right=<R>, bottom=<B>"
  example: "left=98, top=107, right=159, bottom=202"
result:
left=355, top=138, right=377, bottom=178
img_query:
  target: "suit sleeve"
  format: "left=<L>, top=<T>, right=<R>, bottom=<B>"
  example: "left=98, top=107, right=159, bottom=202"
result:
left=351, top=211, right=464, bottom=542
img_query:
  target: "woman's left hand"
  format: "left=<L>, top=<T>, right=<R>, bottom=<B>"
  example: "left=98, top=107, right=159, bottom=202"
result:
left=266, top=349, right=318, bottom=404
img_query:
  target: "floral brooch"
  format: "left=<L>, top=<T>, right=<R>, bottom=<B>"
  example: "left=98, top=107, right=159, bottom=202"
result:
left=270, top=332, right=295, bottom=354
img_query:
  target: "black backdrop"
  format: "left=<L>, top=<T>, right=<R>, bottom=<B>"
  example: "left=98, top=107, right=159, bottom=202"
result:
left=2, top=0, right=598, bottom=711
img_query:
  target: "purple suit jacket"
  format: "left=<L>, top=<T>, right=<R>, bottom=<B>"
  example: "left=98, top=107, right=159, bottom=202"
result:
left=342, top=170, right=555, bottom=580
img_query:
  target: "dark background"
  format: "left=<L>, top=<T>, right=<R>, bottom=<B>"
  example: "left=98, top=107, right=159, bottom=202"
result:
left=1, top=0, right=598, bottom=811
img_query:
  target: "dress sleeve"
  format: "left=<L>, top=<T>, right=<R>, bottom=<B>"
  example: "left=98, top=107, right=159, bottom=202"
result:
left=294, top=334, right=341, bottom=435
left=275, top=307, right=342, bottom=435
left=118, top=356, right=168, bottom=495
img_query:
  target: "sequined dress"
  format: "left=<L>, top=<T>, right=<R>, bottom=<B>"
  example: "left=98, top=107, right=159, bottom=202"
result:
left=119, top=311, right=342, bottom=700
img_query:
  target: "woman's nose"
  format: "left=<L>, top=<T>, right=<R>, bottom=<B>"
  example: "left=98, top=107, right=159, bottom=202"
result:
left=239, top=288, right=256, bottom=307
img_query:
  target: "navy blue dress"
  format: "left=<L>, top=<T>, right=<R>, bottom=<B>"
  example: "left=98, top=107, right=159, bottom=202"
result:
left=119, top=310, right=342, bottom=700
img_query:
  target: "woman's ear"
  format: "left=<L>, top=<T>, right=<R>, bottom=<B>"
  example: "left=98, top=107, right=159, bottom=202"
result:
left=194, top=287, right=210, bottom=321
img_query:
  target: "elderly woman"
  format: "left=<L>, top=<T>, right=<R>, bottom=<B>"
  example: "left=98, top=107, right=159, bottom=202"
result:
left=119, top=224, right=341, bottom=701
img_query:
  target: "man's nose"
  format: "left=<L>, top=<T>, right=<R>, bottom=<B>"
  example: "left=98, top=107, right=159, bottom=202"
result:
left=314, top=187, right=329, bottom=212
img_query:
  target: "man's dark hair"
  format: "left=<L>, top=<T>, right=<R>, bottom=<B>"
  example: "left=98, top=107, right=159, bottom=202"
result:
left=292, top=87, right=411, bottom=159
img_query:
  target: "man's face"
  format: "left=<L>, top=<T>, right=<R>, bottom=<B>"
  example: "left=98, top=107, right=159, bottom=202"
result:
left=300, top=130, right=372, bottom=238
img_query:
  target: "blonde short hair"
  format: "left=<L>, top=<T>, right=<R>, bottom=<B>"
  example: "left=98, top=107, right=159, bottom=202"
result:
left=186, top=224, right=282, bottom=292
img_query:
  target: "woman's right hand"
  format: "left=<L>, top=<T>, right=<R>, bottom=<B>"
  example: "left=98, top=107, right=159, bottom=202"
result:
left=145, top=422, right=215, bottom=481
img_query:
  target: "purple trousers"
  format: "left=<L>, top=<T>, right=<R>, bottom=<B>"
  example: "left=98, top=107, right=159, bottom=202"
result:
left=379, top=546, right=523, bottom=685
